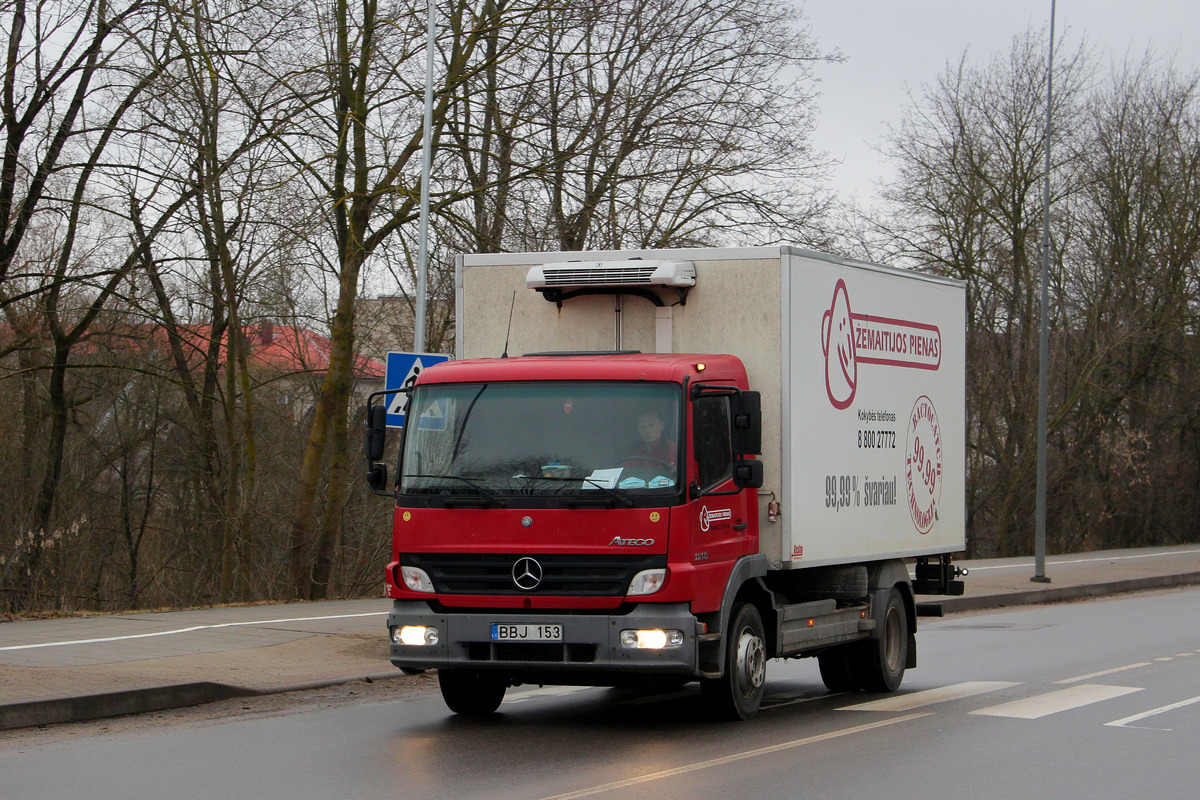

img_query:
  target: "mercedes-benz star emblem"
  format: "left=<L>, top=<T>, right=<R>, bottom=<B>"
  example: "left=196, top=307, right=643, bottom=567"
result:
left=511, top=557, right=543, bottom=591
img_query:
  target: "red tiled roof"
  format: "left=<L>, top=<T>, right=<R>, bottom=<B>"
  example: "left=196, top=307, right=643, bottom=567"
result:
left=20, top=322, right=385, bottom=381
left=242, top=323, right=385, bottom=380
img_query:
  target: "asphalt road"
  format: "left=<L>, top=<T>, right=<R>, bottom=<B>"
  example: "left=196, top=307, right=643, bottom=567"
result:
left=3, top=588, right=1198, bottom=800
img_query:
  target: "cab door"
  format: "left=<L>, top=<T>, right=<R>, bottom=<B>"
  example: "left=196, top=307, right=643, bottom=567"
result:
left=687, top=391, right=755, bottom=613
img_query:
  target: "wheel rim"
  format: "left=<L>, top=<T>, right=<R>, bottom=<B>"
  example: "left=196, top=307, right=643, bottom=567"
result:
left=883, top=605, right=903, bottom=673
left=735, top=627, right=766, bottom=697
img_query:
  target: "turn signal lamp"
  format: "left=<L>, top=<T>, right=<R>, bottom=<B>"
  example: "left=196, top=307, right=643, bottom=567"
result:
left=627, top=569, right=667, bottom=596
left=400, top=565, right=435, bottom=593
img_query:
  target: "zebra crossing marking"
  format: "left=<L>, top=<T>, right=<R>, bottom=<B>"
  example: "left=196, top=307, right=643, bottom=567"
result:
left=838, top=681, right=1018, bottom=712
left=971, top=684, right=1142, bottom=720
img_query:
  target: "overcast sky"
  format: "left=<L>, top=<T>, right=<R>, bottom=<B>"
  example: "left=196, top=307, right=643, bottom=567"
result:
left=802, top=1, right=1200, bottom=207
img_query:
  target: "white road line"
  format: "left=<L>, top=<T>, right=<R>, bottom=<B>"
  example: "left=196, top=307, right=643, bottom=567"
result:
left=971, top=684, right=1142, bottom=719
left=965, top=548, right=1200, bottom=572
left=1055, top=663, right=1152, bottom=684
left=0, top=612, right=389, bottom=652
left=1178, top=653, right=1194, bottom=658
left=1155, top=657, right=1175, bottom=662
left=838, top=681, right=1019, bottom=712
left=1106, top=694, right=1200, bottom=730
left=535, top=713, right=930, bottom=800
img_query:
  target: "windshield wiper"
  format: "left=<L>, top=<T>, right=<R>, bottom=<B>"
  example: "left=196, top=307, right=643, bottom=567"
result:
left=530, top=475, right=635, bottom=508
left=403, top=473, right=506, bottom=507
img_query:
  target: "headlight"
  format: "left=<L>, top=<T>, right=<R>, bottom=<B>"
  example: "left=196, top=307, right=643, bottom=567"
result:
left=400, top=565, right=435, bottom=593
left=620, top=629, right=685, bottom=649
left=626, top=568, right=667, bottom=596
left=393, top=625, right=439, bottom=646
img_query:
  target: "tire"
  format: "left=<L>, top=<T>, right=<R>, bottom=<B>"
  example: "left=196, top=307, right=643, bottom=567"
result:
left=817, top=645, right=856, bottom=693
left=851, top=588, right=908, bottom=693
left=438, top=669, right=507, bottom=716
left=701, top=603, right=767, bottom=720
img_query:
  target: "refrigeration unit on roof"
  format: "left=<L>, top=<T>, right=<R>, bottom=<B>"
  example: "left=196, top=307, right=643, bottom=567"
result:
left=526, top=259, right=696, bottom=290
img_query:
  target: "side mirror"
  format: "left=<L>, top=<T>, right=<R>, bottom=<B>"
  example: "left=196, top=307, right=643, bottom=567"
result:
left=732, top=391, right=762, bottom=455
left=733, top=459, right=764, bottom=489
left=367, top=462, right=389, bottom=493
left=365, top=403, right=388, bottom=461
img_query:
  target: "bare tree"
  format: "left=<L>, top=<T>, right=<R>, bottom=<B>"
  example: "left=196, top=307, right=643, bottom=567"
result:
left=875, top=29, right=1091, bottom=556
left=283, top=0, right=538, bottom=599
left=441, top=0, right=834, bottom=253
left=1058, top=56, right=1200, bottom=550
left=0, top=0, right=186, bottom=610
left=876, top=32, right=1200, bottom=557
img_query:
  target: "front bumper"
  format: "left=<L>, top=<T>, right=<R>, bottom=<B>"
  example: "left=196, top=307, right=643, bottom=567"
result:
left=387, top=600, right=700, bottom=680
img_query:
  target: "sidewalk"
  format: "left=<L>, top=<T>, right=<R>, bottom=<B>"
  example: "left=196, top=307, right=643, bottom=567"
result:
left=3, top=545, right=1200, bottom=731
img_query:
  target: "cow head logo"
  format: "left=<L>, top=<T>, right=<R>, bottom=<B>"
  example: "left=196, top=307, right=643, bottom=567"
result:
left=821, top=279, right=858, bottom=409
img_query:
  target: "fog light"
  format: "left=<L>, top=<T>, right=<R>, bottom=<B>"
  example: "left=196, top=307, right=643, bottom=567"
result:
left=394, top=625, right=439, bottom=646
left=620, top=629, right=685, bottom=649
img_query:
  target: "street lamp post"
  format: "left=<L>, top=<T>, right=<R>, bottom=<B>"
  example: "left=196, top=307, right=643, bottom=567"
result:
left=414, top=0, right=436, bottom=353
left=1033, top=0, right=1056, bottom=584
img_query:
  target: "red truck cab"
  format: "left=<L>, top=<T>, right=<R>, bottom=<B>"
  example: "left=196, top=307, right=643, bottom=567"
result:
left=371, top=352, right=767, bottom=715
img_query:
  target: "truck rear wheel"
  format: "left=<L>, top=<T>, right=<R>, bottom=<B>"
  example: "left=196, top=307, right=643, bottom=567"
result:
left=702, top=602, right=767, bottom=720
left=438, top=669, right=507, bottom=716
left=817, top=645, right=856, bottom=692
left=852, top=588, right=908, bottom=693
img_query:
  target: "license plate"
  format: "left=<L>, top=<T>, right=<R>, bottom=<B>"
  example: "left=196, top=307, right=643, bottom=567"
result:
left=490, top=623, right=563, bottom=642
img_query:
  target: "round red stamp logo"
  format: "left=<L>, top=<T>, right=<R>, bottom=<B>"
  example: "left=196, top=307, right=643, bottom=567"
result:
left=905, top=395, right=942, bottom=534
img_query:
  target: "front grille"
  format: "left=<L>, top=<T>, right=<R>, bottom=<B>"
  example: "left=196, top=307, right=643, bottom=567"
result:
left=402, top=552, right=665, bottom=596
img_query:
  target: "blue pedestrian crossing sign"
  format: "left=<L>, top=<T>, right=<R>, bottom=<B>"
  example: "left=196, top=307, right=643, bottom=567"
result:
left=385, top=351, right=451, bottom=428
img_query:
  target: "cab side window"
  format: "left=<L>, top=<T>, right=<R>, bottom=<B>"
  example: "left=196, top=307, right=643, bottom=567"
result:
left=693, top=395, right=733, bottom=489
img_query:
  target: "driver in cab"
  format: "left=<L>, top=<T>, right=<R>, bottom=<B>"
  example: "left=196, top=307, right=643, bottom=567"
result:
left=620, top=410, right=677, bottom=487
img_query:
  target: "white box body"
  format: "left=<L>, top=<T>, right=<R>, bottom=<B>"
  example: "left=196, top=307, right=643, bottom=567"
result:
left=457, top=246, right=967, bottom=569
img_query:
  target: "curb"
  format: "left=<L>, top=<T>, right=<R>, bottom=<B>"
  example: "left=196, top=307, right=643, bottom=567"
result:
left=0, top=682, right=258, bottom=732
left=0, top=671, right=409, bottom=733
left=936, top=571, right=1200, bottom=614
left=249, top=671, right=405, bottom=698
left=0, top=672, right=406, bottom=733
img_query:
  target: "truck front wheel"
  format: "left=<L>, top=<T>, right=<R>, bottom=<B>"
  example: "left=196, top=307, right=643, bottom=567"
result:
left=702, top=602, right=767, bottom=720
left=438, top=669, right=507, bottom=716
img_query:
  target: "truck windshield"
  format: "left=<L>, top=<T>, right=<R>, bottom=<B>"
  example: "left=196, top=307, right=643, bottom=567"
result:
left=399, top=382, right=681, bottom=502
